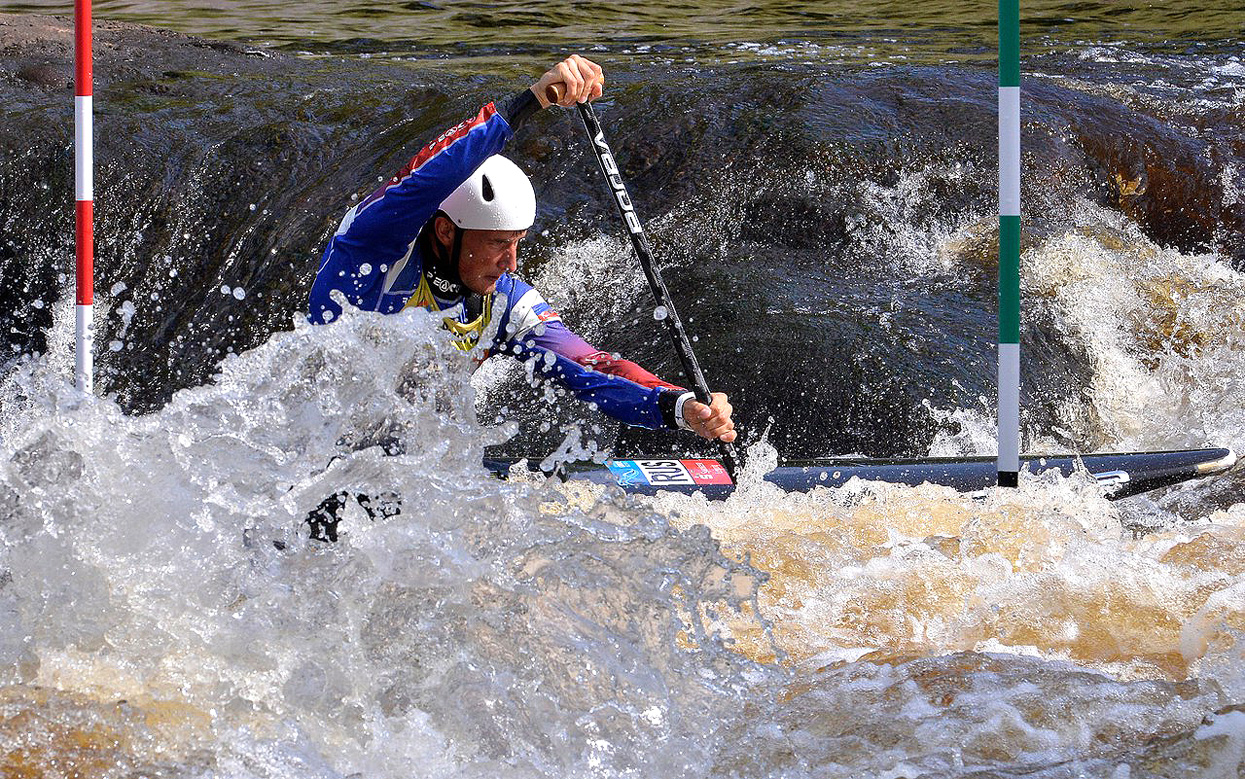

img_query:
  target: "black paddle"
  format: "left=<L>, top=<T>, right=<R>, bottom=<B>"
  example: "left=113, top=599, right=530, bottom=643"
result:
left=547, top=84, right=741, bottom=480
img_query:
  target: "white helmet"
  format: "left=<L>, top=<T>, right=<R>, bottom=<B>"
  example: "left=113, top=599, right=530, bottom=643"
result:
left=439, top=155, right=536, bottom=231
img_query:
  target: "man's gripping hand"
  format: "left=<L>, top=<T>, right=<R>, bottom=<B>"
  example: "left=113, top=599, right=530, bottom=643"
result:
left=681, top=392, right=737, bottom=443
left=533, top=55, right=604, bottom=108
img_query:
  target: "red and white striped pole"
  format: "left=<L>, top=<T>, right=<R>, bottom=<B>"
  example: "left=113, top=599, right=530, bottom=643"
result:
left=74, top=0, right=94, bottom=392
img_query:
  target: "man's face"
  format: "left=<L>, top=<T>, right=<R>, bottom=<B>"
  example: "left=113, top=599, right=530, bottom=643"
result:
left=458, top=228, right=526, bottom=294
left=436, top=216, right=526, bottom=295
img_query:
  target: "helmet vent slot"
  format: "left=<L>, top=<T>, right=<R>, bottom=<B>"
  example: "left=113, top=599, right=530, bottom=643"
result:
left=481, top=175, right=495, bottom=202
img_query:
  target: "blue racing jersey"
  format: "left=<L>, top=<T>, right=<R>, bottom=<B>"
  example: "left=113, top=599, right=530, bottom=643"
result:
left=308, top=93, right=691, bottom=430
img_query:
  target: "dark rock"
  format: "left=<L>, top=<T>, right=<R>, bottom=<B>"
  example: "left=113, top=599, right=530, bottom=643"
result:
left=14, top=61, right=70, bottom=89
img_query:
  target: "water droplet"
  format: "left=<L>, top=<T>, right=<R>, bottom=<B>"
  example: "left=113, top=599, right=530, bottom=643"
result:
left=359, top=263, right=373, bottom=276
left=653, top=305, right=668, bottom=321
left=220, top=285, right=231, bottom=295
left=232, top=287, right=247, bottom=300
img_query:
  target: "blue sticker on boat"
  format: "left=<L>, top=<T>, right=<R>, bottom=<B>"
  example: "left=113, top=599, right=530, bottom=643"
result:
left=606, top=460, right=648, bottom=487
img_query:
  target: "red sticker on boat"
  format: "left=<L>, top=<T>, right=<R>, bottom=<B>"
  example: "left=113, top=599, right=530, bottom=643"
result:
left=682, top=459, right=733, bottom=485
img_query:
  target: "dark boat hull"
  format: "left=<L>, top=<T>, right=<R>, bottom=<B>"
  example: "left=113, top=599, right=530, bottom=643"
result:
left=483, top=448, right=1237, bottom=500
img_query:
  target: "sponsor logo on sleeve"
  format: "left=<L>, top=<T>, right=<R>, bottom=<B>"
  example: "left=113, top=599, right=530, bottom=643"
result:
left=509, top=288, right=556, bottom=339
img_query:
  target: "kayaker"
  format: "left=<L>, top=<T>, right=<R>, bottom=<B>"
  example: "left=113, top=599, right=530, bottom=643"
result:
left=308, top=54, right=735, bottom=444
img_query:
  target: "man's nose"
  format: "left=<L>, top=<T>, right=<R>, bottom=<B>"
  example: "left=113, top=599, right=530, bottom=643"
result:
left=502, top=244, right=518, bottom=272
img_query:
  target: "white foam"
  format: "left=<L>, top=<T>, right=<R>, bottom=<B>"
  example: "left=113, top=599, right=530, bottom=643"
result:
left=1025, top=201, right=1245, bottom=453
left=0, top=307, right=773, bottom=777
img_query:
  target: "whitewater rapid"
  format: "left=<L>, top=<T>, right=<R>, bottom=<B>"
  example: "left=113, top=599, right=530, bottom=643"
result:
left=2, top=282, right=1243, bottom=776
left=2, top=11, right=1245, bottom=774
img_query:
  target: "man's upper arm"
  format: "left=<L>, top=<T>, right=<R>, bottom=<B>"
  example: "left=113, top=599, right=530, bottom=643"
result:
left=337, top=104, right=516, bottom=261
left=310, top=104, right=517, bottom=322
left=501, top=280, right=682, bottom=391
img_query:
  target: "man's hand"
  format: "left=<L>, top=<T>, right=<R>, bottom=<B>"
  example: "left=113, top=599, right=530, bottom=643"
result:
left=683, top=392, right=736, bottom=443
left=533, top=55, right=604, bottom=108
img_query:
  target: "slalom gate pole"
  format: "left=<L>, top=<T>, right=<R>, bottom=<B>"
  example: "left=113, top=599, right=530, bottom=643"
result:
left=998, top=0, right=1021, bottom=487
left=74, top=0, right=94, bottom=393
left=550, top=86, right=741, bottom=480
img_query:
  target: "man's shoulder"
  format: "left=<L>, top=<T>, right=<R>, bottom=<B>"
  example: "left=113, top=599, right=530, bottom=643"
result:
left=495, top=272, right=536, bottom=297
left=495, top=273, right=562, bottom=339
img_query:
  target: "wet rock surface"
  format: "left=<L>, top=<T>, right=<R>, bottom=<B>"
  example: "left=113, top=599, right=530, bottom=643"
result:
left=2, top=13, right=1240, bottom=459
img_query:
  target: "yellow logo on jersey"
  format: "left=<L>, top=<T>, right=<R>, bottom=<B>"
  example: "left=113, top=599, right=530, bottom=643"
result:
left=404, top=274, right=492, bottom=352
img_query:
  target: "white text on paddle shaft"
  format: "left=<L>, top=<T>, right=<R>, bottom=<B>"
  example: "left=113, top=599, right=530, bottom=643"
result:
left=593, top=130, right=643, bottom=235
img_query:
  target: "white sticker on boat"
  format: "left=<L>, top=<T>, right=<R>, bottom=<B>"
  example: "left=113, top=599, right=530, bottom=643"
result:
left=633, top=459, right=695, bottom=486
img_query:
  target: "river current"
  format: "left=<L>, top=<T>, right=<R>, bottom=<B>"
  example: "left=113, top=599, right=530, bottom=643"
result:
left=0, top=2, right=1243, bottom=777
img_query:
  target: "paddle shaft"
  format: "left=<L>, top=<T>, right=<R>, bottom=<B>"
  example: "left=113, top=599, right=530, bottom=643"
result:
left=551, top=89, right=740, bottom=476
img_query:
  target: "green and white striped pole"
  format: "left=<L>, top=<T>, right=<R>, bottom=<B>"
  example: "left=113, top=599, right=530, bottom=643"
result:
left=991, top=1, right=1020, bottom=485
left=998, top=0, right=1021, bottom=487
